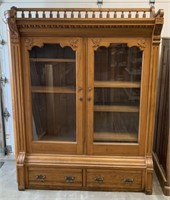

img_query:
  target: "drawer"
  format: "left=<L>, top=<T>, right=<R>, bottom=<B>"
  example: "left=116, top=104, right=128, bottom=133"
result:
left=87, top=169, right=143, bottom=190
left=28, top=167, right=82, bottom=188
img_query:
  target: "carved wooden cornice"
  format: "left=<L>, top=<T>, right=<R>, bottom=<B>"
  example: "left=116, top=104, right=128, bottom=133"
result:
left=5, top=7, right=164, bottom=42
left=17, top=24, right=154, bottom=30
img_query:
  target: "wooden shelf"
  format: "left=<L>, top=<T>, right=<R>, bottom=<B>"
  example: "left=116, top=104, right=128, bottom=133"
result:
left=30, top=58, right=76, bottom=63
left=94, top=132, right=138, bottom=142
left=32, top=86, right=76, bottom=94
left=94, top=81, right=141, bottom=88
left=39, top=134, right=76, bottom=142
left=94, top=105, right=139, bottom=112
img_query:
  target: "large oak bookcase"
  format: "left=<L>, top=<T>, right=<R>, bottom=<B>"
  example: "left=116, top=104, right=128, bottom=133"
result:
left=6, top=6, right=163, bottom=194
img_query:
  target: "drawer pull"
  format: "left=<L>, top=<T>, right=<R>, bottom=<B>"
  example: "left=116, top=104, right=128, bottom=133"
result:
left=124, top=178, right=134, bottom=184
left=36, top=175, right=46, bottom=182
left=65, top=176, right=75, bottom=183
left=94, top=176, right=104, bottom=184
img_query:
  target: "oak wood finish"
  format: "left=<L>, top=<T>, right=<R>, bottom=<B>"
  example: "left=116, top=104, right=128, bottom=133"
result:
left=32, top=86, right=75, bottom=94
left=6, top=6, right=164, bottom=193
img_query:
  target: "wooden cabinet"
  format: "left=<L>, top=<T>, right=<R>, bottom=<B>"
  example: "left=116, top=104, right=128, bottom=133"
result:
left=6, top=7, right=164, bottom=194
left=153, top=38, right=170, bottom=196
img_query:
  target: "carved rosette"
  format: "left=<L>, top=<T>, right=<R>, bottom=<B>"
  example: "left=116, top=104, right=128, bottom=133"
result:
left=91, top=39, right=101, bottom=50
left=137, top=39, right=146, bottom=51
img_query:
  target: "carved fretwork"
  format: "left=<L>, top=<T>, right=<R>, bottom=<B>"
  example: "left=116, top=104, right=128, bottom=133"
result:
left=24, top=38, right=33, bottom=50
left=137, top=39, right=146, bottom=51
left=91, top=39, right=102, bottom=50
left=69, top=39, right=79, bottom=50
left=24, top=38, right=45, bottom=50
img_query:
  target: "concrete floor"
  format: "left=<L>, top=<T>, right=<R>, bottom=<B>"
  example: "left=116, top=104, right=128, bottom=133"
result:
left=0, top=155, right=169, bottom=200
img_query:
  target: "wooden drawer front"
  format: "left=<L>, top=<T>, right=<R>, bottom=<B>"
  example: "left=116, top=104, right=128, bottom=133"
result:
left=28, top=167, right=82, bottom=188
left=87, top=169, right=143, bottom=190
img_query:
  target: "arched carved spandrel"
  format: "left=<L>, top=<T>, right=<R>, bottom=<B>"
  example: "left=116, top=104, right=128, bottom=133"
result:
left=69, top=39, right=79, bottom=50
left=137, top=39, right=146, bottom=51
left=24, top=38, right=44, bottom=50
left=59, top=39, right=79, bottom=51
left=91, top=39, right=102, bottom=50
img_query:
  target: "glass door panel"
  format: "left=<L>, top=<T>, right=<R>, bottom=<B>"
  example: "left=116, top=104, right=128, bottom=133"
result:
left=93, top=43, right=142, bottom=143
left=94, top=44, right=142, bottom=82
left=29, top=44, right=76, bottom=141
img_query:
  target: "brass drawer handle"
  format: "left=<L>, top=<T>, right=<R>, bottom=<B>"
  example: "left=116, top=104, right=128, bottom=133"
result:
left=65, top=176, right=75, bottom=183
left=124, top=178, right=134, bottom=184
left=94, top=176, right=104, bottom=184
left=36, top=175, right=46, bottom=182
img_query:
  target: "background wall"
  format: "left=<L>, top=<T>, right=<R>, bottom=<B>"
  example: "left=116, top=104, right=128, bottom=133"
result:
left=0, top=0, right=169, bottom=153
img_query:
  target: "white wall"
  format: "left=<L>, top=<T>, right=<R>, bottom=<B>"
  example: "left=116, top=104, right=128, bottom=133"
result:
left=0, top=0, right=169, bottom=153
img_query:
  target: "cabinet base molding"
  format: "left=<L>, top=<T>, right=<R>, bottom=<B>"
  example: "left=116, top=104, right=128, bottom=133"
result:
left=153, top=153, right=170, bottom=196
left=17, top=154, right=153, bottom=193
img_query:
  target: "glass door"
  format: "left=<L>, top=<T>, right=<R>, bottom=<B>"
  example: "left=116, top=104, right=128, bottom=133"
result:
left=23, top=38, right=84, bottom=154
left=30, top=44, right=76, bottom=142
left=87, top=38, right=148, bottom=155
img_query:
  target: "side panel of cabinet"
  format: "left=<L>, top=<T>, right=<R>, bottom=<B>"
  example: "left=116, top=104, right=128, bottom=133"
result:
left=21, top=37, right=84, bottom=154
left=87, top=37, right=151, bottom=156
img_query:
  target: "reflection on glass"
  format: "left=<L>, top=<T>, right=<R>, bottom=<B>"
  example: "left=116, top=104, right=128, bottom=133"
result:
left=94, top=43, right=142, bottom=143
left=94, top=44, right=142, bottom=82
left=32, top=93, right=76, bottom=141
left=94, top=112, right=139, bottom=142
left=30, top=44, right=76, bottom=141
left=94, top=88, right=140, bottom=106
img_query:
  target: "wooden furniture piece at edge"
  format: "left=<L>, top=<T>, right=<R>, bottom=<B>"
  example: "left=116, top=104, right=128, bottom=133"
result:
left=5, top=7, right=164, bottom=194
left=153, top=38, right=170, bottom=196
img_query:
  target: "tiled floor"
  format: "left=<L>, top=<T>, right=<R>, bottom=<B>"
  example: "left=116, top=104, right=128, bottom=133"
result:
left=0, top=155, right=169, bottom=200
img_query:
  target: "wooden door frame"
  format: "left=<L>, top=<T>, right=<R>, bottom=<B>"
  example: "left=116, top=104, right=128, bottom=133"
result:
left=86, top=37, right=151, bottom=156
left=21, top=37, right=84, bottom=155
